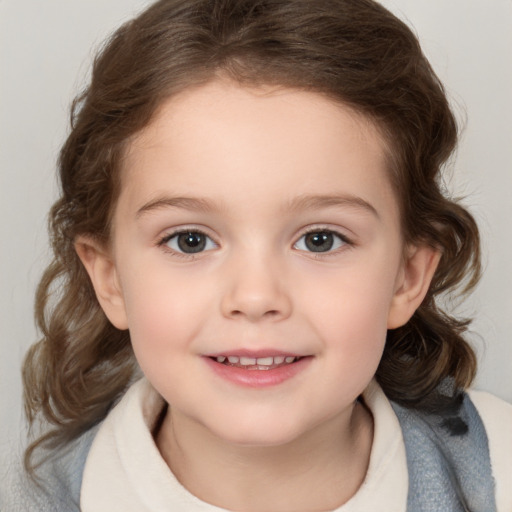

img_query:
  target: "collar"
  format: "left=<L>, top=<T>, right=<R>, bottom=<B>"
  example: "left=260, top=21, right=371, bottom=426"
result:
left=81, top=378, right=408, bottom=511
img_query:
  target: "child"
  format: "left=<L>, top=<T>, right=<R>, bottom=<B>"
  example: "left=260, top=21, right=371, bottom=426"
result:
left=5, top=0, right=512, bottom=510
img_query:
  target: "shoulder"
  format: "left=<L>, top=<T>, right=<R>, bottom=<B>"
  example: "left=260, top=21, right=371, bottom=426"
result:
left=468, top=387, right=512, bottom=430
left=1, top=425, right=99, bottom=512
left=469, top=389, right=512, bottom=512
left=391, top=388, right=502, bottom=511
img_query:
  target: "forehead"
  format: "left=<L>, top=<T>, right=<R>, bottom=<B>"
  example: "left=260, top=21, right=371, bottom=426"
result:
left=119, top=80, right=397, bottom=221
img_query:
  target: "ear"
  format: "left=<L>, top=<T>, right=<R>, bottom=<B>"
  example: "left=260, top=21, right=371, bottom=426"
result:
left=387, top=244, right=441, bottom=329
left=75, top=236, right=129, bottom=330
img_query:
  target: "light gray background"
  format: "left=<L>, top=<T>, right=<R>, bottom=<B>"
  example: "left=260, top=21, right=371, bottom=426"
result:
left=1, top=0, right=511, bottom=459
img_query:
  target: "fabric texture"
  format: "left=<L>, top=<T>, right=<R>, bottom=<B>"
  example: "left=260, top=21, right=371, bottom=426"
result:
left=469, top=389, right=512, bottom=510
left=392, top=394, right=496, bottom=511
left=2, top=379, right=509, bottom=512
left=1, top=425, right=98, bottom=512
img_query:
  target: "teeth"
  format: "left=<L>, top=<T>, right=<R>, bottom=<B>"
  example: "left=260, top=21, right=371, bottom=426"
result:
left=256, top=357, right=274, bottom=365
left=216, top=355, right=299, bottom=367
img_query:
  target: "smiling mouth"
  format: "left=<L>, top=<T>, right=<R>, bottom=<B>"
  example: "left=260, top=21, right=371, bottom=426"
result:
left=210, top=355, right=303, bottom=371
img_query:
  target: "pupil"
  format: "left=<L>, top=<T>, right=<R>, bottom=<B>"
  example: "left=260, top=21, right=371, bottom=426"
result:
left=178, top=232, right=206, bottom=253
left=305, top=232, right=334, bottom=252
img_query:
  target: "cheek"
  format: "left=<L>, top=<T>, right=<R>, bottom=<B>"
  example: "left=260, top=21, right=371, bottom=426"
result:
left=304, top=252, right=399, bottom=307
left=297, top=251, right=400, bottom=353
left=119, top=266, right=209, bottom=359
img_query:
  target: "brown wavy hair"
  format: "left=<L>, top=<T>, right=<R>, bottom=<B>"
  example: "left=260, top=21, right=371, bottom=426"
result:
left=24, top=0, right=480, bottom=470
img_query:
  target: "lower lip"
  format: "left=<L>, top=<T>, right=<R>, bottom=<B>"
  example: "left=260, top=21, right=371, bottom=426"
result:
left=204, top=356, right=312, bottom=388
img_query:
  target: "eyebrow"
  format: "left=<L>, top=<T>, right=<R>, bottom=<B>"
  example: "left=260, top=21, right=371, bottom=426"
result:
left=285, top=194, right=380, bottom=218
left=136, top=196, right=218, bottom=218
left=136, top=193, right=379, bottom=219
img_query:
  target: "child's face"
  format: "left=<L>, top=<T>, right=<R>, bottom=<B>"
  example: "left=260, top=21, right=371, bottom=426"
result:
left=85, top=80, right=430, bottom=447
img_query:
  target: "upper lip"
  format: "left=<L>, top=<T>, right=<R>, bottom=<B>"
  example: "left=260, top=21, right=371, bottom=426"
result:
left=204, top=349, right=305, bottom=358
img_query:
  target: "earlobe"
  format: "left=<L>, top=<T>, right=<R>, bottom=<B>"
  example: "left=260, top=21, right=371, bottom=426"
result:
left=75, top=236, right=129, bottom=330
left=387, top=245, right=441, bottom=329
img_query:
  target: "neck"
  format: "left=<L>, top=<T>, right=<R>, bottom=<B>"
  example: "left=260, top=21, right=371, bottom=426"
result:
left=156, top=401, right=373, bottom=512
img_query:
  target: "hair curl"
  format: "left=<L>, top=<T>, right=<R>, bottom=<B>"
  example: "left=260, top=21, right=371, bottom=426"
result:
left=24, top=0, right=480, bottom=471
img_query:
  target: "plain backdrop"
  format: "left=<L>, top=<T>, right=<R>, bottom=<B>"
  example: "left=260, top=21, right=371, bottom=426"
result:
left=1, top=0, right=511, bottom=462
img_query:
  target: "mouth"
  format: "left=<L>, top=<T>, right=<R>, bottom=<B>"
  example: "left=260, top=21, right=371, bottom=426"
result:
left=204, top=352, right=311, bottom=388
left=210, top=355, right=303, bottom=371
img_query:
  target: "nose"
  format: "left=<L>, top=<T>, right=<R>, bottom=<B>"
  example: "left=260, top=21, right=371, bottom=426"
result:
left=220, top=253, right=292, bottom=322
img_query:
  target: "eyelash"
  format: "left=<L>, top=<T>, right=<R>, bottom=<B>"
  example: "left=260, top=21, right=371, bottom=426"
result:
left=293, top=227, right=353, bottom=256
left=157, top=228, right=218, bottom=258
left=156, top=227, right=354, bottom=258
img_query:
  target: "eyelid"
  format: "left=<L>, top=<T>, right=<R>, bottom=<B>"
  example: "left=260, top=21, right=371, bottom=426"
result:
left=293, top=226, right=354, bottom=254
left=155, top=225, right=353, bottom=257
left=300, top=226, right=352, bottom=242
left=157, top=226, right=219, bottom=255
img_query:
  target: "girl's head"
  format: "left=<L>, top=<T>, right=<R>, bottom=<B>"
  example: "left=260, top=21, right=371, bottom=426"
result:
left=25, top=0, right=480, bottom=460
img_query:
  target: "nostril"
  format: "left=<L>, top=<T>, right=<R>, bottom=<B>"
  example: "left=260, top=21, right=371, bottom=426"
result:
left=221, top=289, right=292, bottom=322
left=229, top=308, right=281, bottom=320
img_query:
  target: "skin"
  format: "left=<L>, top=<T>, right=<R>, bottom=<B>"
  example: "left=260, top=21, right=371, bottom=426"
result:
left=77, top=80, right=439, bottom=511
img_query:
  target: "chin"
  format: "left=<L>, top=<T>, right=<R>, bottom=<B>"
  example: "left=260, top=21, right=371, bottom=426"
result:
left=207, top=416, right=311, bottom=449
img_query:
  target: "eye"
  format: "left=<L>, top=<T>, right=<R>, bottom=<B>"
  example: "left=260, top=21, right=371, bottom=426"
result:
left=294, top=230, right=348, bottom=253
left=161, top=230, right=217, bottom=254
